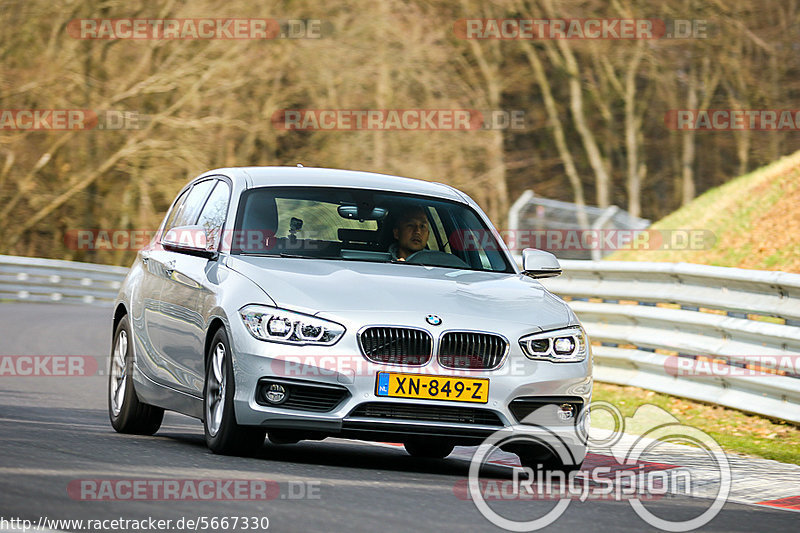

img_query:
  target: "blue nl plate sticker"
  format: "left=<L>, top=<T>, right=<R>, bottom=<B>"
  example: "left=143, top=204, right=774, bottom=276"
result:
left=377, top=373, right=390, bottom=396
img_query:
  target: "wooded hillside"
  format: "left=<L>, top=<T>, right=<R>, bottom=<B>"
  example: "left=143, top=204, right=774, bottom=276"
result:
left=1, top=0, right=797, bottom=265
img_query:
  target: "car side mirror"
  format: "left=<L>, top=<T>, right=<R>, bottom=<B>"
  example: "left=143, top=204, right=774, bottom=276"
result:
left=162, top=224, right=218, bottom=259
left=521, top=248, right=561, bottom=278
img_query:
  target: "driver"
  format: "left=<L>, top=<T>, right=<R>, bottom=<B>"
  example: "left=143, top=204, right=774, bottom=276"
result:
left=389, top=206, right=429, bottom=261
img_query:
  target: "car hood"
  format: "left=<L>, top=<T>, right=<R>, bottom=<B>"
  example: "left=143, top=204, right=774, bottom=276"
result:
left=227, top=256, right=574, bottom=330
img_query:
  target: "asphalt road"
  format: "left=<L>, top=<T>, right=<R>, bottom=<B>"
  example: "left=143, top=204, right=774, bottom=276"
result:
left=0, top=303, right=796, bottom=532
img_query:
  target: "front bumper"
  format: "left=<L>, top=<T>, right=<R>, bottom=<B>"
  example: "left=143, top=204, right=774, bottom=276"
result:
left=228, top=310, right=592, bottom=449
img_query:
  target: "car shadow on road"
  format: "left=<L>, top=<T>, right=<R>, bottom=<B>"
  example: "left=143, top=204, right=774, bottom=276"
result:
left=156, top=431, right=513, bottom=480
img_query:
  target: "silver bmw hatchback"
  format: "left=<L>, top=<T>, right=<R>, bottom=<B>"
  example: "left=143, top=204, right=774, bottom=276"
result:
left=109, top=166, right=592, bottom=468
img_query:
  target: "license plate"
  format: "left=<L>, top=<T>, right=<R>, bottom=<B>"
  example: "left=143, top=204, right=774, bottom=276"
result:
left=375, top=372, right=489, bottom=403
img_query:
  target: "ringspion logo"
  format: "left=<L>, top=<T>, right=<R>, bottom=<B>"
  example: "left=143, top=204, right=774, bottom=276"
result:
left=466, top=402, right=731, bottom=531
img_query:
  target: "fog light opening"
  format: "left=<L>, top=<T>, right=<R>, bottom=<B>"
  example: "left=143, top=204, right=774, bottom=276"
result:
left=557, top=403, right=575, bottom=421
left=264, top=383, right=289, bottom=405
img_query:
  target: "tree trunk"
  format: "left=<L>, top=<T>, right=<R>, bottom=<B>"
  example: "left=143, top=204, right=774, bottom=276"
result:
left=464, top=22, right=509, bottom=226
left=539, top=0, right=612, bottom=208
left=624, top=42, right=645, bottom=217
left=681, top=67, right=698, bottom=205
left=521, top=40, right=589, bottom=229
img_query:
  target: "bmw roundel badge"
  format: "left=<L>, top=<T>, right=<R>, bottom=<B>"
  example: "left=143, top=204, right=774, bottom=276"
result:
left=425, top=314, right=442, bottom=326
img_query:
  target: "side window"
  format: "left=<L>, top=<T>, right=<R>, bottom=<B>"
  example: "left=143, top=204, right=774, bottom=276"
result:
left=453, top=209, right=501, bottom=269
left=162, top=188, right=190, bottom=232
left=166, top=180, right=215, bottom=232
left=196, top=181, right=231, bottom=250
left=476, top=246, right=493, bottom=269
left=426, top=206, right=448, bottom=253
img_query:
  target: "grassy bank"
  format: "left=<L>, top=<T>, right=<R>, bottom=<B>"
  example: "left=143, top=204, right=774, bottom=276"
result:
left=592, top=383, right=800, bottom=464
left=609, top=150, right=800, bottom=273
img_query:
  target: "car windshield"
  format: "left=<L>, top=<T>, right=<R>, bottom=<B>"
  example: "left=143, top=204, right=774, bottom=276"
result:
left=232, top=187, right=513, bottom=273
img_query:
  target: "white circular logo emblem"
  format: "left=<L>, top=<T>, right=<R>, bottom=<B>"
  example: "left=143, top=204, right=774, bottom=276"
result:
left=426, top=315, right=442, bottom=326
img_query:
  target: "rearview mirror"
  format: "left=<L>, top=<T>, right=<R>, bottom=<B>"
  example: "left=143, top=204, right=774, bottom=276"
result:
left=338, top=204, right=387, bottom=221
left=521, top=248, right=561, bottom=278
left=162, top=225, right=217, bottom=259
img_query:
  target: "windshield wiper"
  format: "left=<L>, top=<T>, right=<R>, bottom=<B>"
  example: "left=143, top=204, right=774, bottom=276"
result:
left=238, top=252, right=320, bottom=259
left=242, top=252, right=359, bottom=261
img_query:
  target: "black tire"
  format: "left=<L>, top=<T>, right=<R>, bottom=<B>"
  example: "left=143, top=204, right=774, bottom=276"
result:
left=404, top=438, right=455, bottom=459
left=108, top=315, right=164, bottom=435
left=203, top=327, right=265, bottom=455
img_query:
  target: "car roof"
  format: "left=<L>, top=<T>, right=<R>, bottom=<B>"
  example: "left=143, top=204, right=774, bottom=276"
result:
left=197, top=166, right=467, bottom=202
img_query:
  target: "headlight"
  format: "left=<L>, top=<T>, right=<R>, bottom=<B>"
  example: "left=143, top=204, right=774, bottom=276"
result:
left=239, top=305, right=345, bottom=345
left=519, top=326, right=587, bottom=362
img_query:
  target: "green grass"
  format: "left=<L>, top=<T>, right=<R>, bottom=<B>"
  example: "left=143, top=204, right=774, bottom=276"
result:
left=609, top=150, right=800, bottom=271
left=597, top=153, right=800, bottom=463
left=592, top=383, right=800, bottom=464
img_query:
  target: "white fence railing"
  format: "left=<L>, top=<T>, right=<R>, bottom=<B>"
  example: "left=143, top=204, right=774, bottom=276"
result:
left=539, top=260, right=800, bottom=423
left=1, top=254, right=798, bottom=423
left=0, top=254, right=128, bottom=306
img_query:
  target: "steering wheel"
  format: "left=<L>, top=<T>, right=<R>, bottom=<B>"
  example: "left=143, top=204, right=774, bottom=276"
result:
left=405, top=250, right=469, bottom=268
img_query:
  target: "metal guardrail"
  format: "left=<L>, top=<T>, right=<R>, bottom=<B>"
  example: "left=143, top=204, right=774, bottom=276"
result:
left=508, top=190, right=650, bottom=260
left=538, top=260, right=800, bottom=423
left=0, top=254, right=128, bottom=306
left=1, top=254, right=798, bottom=422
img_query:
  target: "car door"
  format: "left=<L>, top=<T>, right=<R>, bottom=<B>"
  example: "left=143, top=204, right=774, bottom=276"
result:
left=156, top=178, right=231, bottom=395
left=131, top=187, right=190, bottom=382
